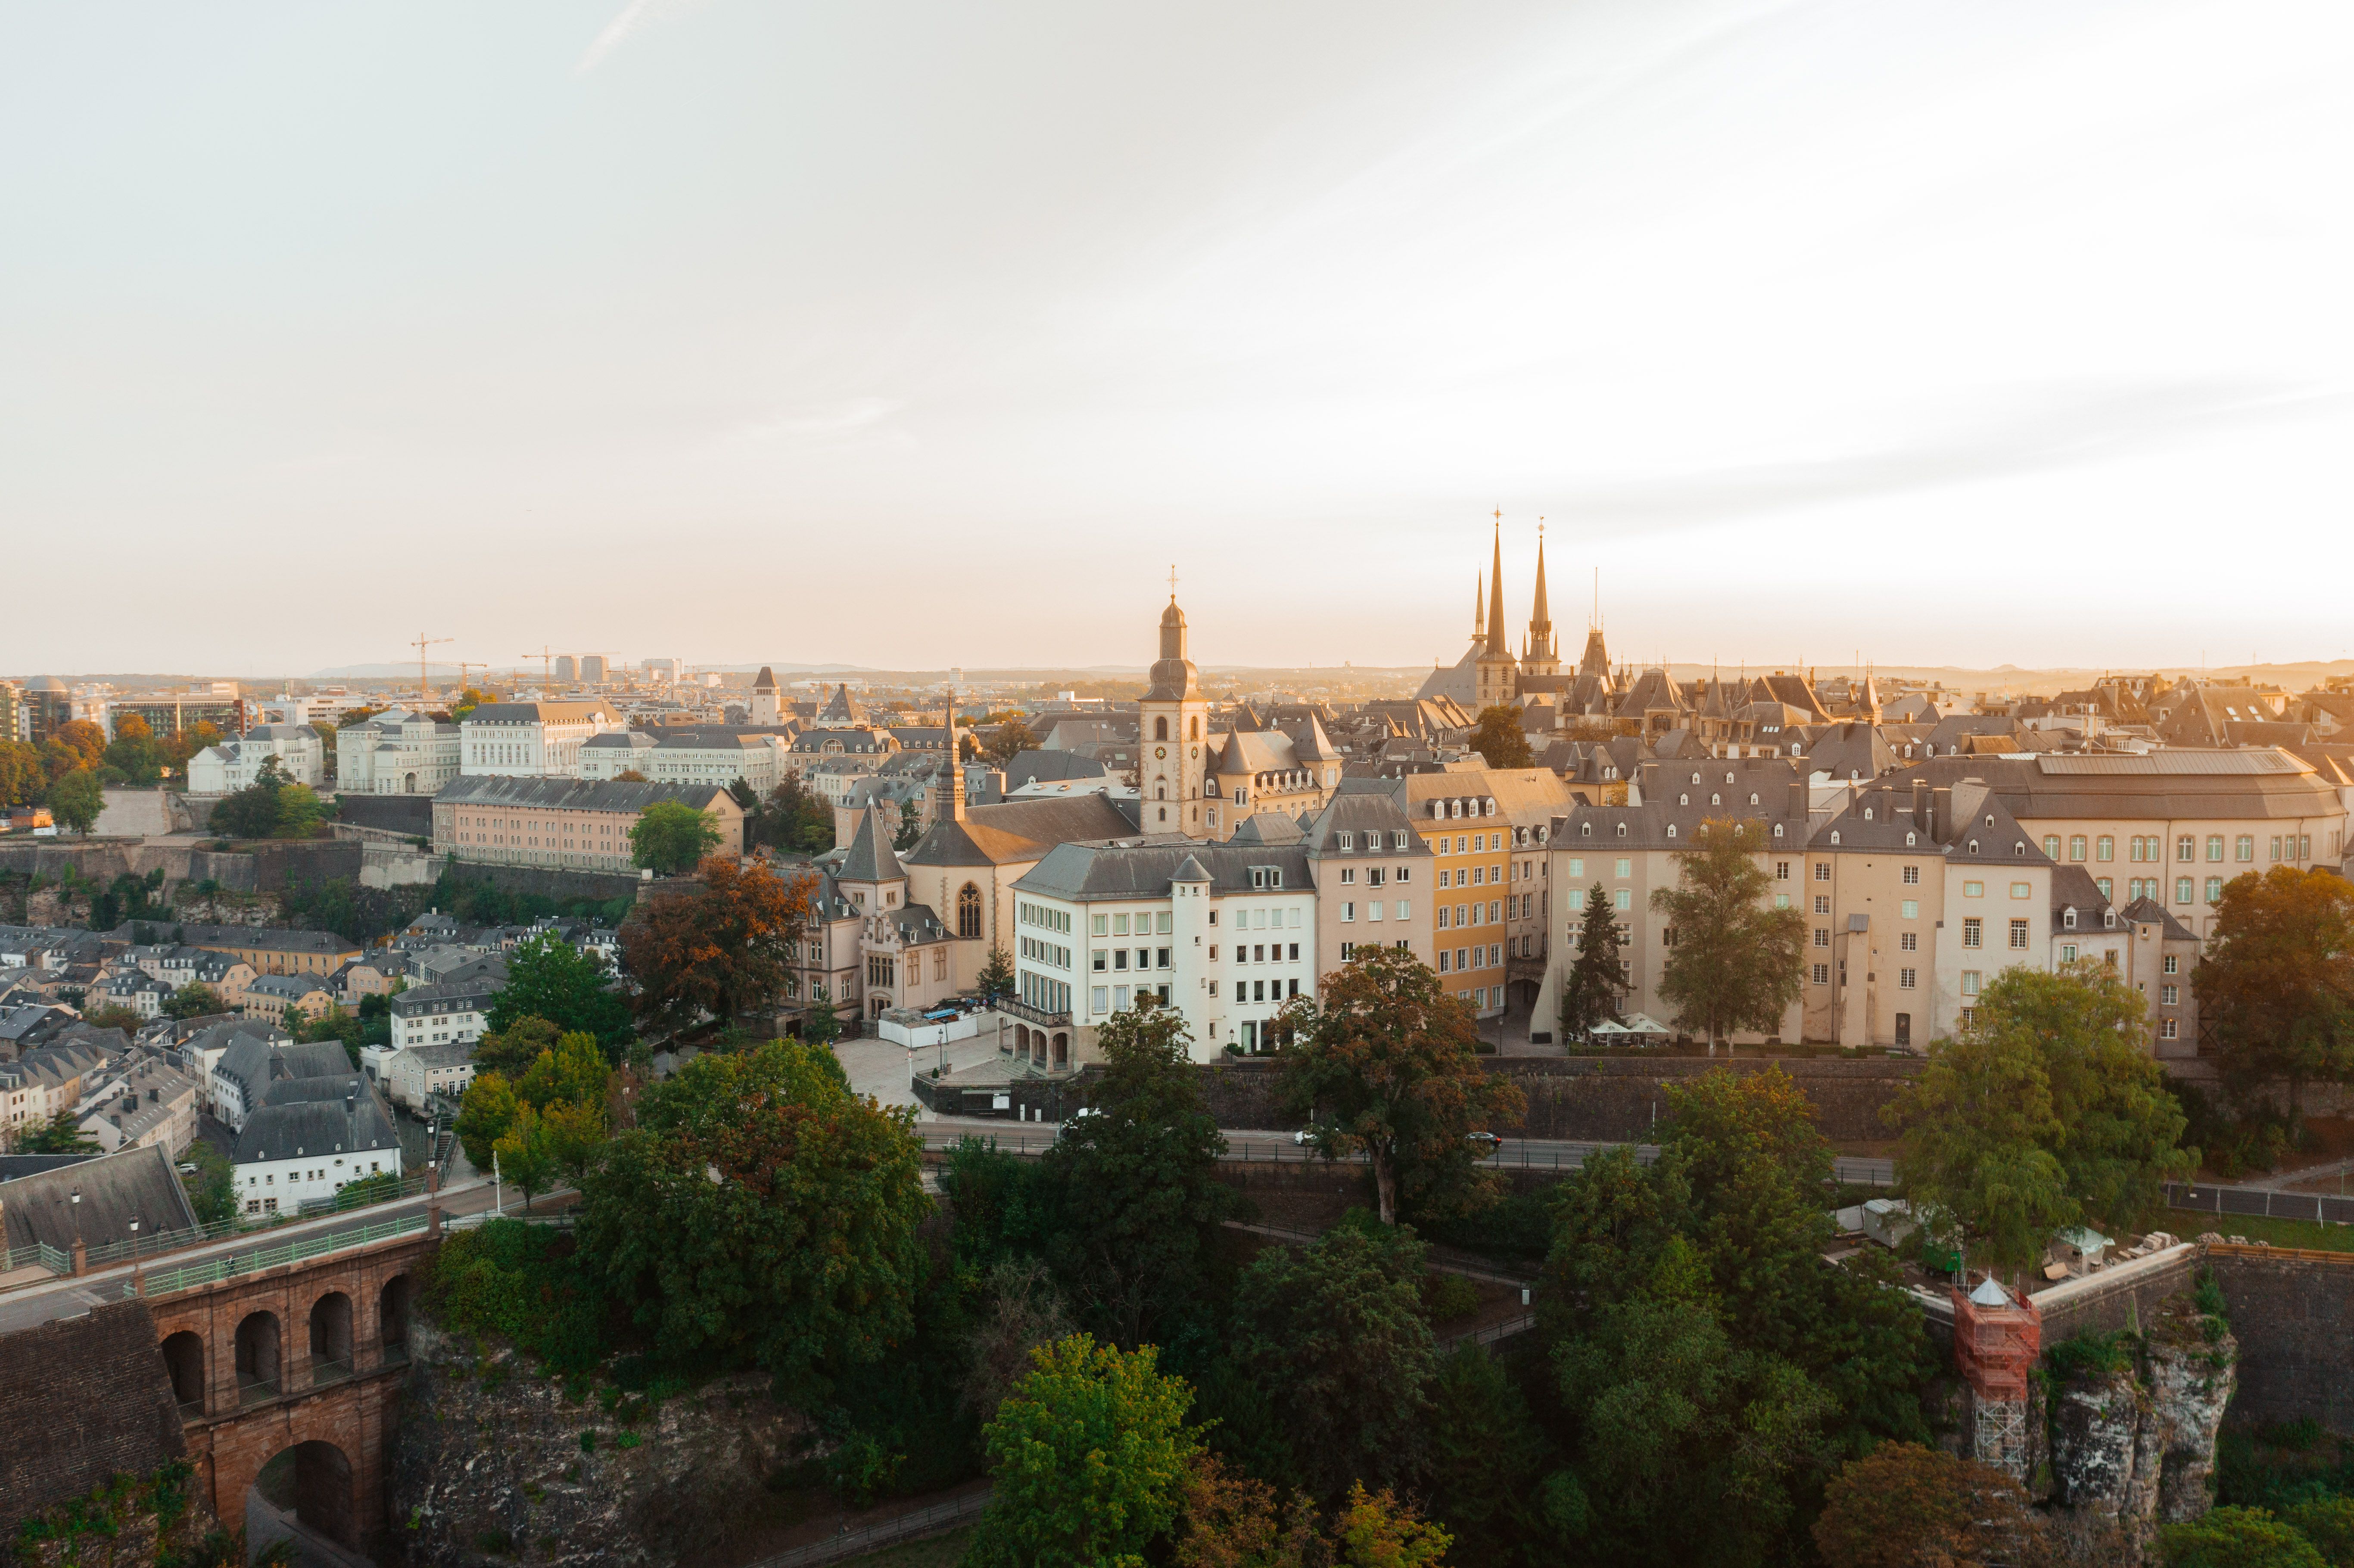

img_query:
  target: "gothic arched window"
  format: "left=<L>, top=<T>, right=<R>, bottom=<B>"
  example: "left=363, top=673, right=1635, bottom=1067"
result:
left=957, top=883, right=982, bottom=940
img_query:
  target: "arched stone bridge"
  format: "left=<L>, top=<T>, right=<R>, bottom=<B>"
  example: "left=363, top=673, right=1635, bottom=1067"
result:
left=143, top=1226, right=437, bottom=1551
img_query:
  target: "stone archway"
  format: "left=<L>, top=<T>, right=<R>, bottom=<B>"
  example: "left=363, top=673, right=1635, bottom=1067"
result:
left=235, top=1310, right=282, bottom=1404
left=160, top=1329, right=206, bottom=1416
left=380, top=1274, right=412, bottom=1363
left=249, top=1438, right=358, bottom=1551
left=309, top=1291, right=355, bottom=1386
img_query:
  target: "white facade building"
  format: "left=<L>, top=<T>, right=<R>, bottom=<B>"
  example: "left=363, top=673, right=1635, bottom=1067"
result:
left=232, top=1094, right=402, bottom=1217
left=185, top=724, right=324, bottom=793
left=578, top=728, right=790, bottom=792
left=387, top=979, right=496, bottom=1051
left=336, top=708, right=462, bottom=795
left=459, top=701, right=623, bottom=778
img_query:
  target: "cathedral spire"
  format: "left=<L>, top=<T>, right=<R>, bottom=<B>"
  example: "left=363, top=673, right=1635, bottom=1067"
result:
left=1486, top=517, right=1509, bottom=659
left=1473, top=572, right=1485, bottom=641
left=1529, top=520, right=1554, bottom=662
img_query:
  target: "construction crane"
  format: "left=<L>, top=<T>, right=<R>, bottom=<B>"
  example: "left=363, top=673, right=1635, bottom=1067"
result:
left=409, top=634, right=453, bottom=706
left=521, top=646, right=557, bottom=689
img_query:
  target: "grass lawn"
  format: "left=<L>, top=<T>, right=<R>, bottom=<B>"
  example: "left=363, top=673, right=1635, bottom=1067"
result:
left=2193, top=1213, right=2354, bottom=1252
left=835, top=1527, right=971, bottom=1567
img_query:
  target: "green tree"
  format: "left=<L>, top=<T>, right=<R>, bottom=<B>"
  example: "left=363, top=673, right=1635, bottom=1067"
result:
left=179, top=1142, right=237, bottom=1227
left=14, top=1109, right=100, bottom=1154
left=536, top=1097, right=608, bottom=1182
left=1469, top=705, right=1533, bottom=769
left=166, top=983, right=225, bottom=1020
left=2159, top=1507, right=2329, bottom=1568
left=104, top=716, right=165, bottom=786
left=1040, top=1001, right=1240, bottom=1347
left=895, top=796, right=922, bottom=850
left=799, top=992, right=841, bottom=1046
left=210, top=756, right=293, bottom=838
left=1230, top=1219, right=1438, bottom=1501
left=982, top=717, right=1040, bottom=766
left=619, top=856, right=805, bottom=1033
left=966, top=1333, right=1199, bottom=1568
left=1275, top=945, right=1525, bottom=1225
left=976, top=946, right=1015, bottom=1006
left=755, top=772, right=834, bottom=854
left=273, top=779, right=326, bottom=837
left=1423, top=1341, right=1556, bottom=1564
left=486, top=933, right=634, bottom=1056
left=46, top=768, right=104, bottom=838
left=493, top=1103, right=557, bottom=1210
left=1332, top=1483, right=1454, bottom=1568
left=1553, top=1234, right=1834, bottom=1568
left=630, top=799, right=722, bottom=874
left=576, top=1039, right=928, bottom=1397
left=455, top=1071, right=521, bottom=1172
left=517, top=1029, right=613, bottom=1112
left=474, top=1014, right=563, bottom=1078
left=1560, top=882, right=1624, bottom=1039
left=1888, top=966, right=2195, bottom=1277
left=2284, top=1499, right=2354, bottom=1566
left=1649, top=818, right=1805, bottom=1051
left=1812, top=1443, right=2049, bottom=1568
left=2197, top=866, right=2354, bottom=1123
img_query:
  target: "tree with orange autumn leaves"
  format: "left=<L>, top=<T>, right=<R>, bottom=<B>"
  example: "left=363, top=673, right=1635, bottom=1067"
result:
left=618, top=853, right=814, bottom=1034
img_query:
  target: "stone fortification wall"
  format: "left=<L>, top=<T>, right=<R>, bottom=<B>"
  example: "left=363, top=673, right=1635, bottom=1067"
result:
left=2205, top=1245, right=2354, bottom=1431
left=0, top=1298, right=185, bottom=1533
left=1190, top=1055, right=1916, bottom=1141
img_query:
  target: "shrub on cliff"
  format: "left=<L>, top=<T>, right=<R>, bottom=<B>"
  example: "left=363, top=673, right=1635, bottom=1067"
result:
left=425, top=1218, right=609, bottom=1374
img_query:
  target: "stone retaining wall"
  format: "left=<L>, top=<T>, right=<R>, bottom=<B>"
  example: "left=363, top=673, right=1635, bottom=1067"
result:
left=2205, top=1246, right=2354, bottom=1431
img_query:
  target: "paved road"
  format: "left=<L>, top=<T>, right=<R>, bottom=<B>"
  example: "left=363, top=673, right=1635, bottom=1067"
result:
left=0, top=1176, right=506, bottom=1336
left=915, top=1121, right=1896, bottom=1187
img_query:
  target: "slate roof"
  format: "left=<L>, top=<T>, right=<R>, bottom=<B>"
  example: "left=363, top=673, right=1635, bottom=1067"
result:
left=2118, top=895, right=2200, bottom=942
left=838, top=803, right=906, bottom=885
left=464, top=701, right=619, bottom=725
left=101, top=922, right=354, bottom=956
left=389, top=978, right=501, bottom=1017
left=0, top=1143, right=198, bottom=1252
left=1016, top=839, right=1317, bottom=901
left=433, top=775, right=730, bottom=813
left=905, top=794, right=1140, bottom=868
left=233, top=1095, right=399, bottom=1165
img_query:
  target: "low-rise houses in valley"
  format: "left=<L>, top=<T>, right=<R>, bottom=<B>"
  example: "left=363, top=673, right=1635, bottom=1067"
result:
left=77, top=1056, right=201, bottom=1156
left=232, top=1086, right=401, bottom=1218
left=382, top=1041, right=476, bottom=1112
left=241, top=974, right=339, bottom=1025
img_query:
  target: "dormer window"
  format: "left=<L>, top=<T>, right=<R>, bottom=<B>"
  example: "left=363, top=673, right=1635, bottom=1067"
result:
left=1864, top=807, right=1874, bottom=821
left=1581, top=823, right=1592, bottom=838
left=2064, top=908, right=2077, bottom=930
left=1680, top=793, right=1689, bottom=806
left=1985, top=814, right=1996, bottom=827
left=2105, top=910, right=2117, bottom=929
left=1906, top=831, right=1916, bottom=846
left=1616, top=823, right=1628, bottom=838
left=1711, top=794, right=1720, bottom=806
left=1667, top=825, right=1678, bottom=839
left=2016, top=842, right=2026, bottom=856
left=1691, top=772, right=1701, bottom=785
left=1773, top=824, right=1784, bottom=838
left=1830, top=831, right=1841, bottom=845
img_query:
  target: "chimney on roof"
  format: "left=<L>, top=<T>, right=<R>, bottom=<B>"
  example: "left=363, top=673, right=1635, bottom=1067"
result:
left=1911, top=775, right=1929, bottom=832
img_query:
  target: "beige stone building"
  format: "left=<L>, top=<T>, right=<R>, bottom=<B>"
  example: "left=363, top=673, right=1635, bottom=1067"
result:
left=432, top=776, right=745, bottom=871
left=1386, top=765, right=1577, bottom=1026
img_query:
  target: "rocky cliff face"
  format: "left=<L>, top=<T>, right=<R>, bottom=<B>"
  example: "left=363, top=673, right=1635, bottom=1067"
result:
left=2042, top=1294, right=2237, bottom=1564
left=388, top=1320, right=814, bottom=1568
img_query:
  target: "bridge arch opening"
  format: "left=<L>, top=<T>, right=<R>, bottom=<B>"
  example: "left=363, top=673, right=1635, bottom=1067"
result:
left=160, top=1329, right=205, bottom=1415
left=234, top=1311, right=281, bottom=1403
left=309, top=1291, right=354, bottom=1384
left=249, top=1438, right=358, bottom=1552
left=380, top=1274, right=412, bottom=1362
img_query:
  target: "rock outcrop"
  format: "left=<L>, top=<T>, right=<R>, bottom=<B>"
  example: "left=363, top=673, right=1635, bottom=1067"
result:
left=2043, top=1294, right=2237, bottom=1564
left=388, top=1320, right=814, bottom=1568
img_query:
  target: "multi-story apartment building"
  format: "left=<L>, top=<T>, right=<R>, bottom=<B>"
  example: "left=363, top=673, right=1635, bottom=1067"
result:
left=386, top=977, right=498, bottom=1051
left=2047, top=868, right=2205, bottom=1056
left=336, top=708, right=461, bottom=794
left=185, top=724, right=324, bottom=793
left=1912, top=751, right=2346, bottom=940
left=1386, top=766, right=1577, bottom=1024
left=432, top=776, right=745, bottom=871
left=78, top=1057, right=201, bottom=1156
left=459, top=701, right=624, bottom=778
left=578, top=728, right=791, bottom=793
left=242, top=974, right=339, bottom=1025
left=1005, top=793, right=1438, bottom=1068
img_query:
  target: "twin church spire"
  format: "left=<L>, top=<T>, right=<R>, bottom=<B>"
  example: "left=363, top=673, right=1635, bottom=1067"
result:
left=1473, top=515, right=1559, bottom=673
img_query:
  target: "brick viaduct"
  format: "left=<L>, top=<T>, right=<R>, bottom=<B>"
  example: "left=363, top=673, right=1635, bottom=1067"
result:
left=143, top=1229, right=437, bottom=1550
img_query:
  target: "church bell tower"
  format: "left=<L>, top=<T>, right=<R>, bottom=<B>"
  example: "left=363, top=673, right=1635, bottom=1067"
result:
left=1139, top=572, right=1210, bottom=837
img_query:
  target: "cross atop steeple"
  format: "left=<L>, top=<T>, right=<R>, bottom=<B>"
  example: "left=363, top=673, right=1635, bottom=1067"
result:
left=1168, top=563, right=1179, bottom=600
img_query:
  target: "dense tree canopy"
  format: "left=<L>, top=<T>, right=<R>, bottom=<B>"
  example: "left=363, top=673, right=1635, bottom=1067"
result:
left=2197, top=866, right=2354, bottom=1120
left=1888, top=965, right=2194, bottom=1276
left=1040, top=1002, right=1239, bottom=1349
left=1276, top=945, right=1524, bottom=1224
left=486, top=933, right=633, bottom=1056
left=967, top=1334, right=1200, bottom=1568
left=45, top=768, right=103, bottom=837
left=619, top=855, right=807, bottom=1033
left=629, top=798, right=723, bottom=874
left=577, top=1039, right=928, bottom=1398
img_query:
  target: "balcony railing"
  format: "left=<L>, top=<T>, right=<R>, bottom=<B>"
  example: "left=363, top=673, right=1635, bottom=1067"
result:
left=997, top=995, right=1071, bottom=1028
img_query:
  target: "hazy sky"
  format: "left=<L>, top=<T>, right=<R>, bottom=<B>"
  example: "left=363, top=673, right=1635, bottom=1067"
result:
left=5, top=0, right=2350, bottom=678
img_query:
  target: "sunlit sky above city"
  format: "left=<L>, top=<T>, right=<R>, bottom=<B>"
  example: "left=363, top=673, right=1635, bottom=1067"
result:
left=4, top=0, right=2350, bottom=677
